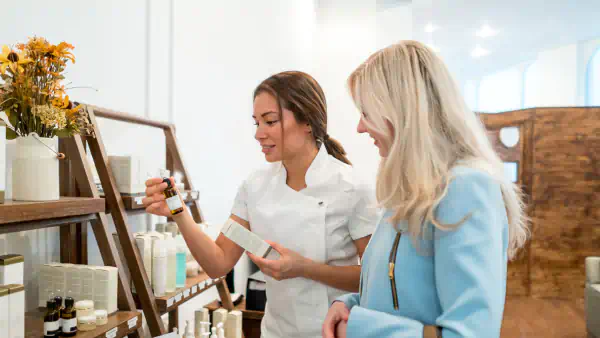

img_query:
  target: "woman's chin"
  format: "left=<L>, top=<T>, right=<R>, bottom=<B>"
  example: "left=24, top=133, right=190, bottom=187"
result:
left=264, top=153, right=281, bottom=162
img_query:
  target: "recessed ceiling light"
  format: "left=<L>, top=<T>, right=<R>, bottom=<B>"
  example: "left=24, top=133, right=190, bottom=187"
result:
left=471, top=45, right=490, bottom=58
left=425, top=23, right=438, bottom=33
left=475, top=24, right=498, bottom=38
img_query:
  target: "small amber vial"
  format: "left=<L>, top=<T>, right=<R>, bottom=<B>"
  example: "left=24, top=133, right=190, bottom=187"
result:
left=163, top=178, right=184, bottom=215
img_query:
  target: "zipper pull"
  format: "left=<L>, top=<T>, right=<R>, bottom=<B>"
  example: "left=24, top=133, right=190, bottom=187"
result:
left=388, top=262, right=395, bottom=279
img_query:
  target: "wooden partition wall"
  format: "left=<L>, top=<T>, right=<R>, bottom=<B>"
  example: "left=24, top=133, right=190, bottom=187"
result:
left=479, top=107, right=599, bottom=300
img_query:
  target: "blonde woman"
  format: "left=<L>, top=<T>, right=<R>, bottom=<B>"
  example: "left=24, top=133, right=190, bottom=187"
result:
left=322, top=41, right=529, bottom=338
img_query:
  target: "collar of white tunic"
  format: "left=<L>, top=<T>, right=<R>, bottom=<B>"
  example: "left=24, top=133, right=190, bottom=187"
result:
left=275, top=144, right=334, bottom=188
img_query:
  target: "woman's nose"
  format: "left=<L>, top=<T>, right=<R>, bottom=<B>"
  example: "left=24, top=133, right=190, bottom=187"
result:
left=357, top=117, right=367, bottom=134
left=255, top=125, right=267, bottom=141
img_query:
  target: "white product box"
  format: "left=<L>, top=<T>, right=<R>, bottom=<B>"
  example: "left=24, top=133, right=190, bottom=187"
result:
left=212, top=308, right=228, bottom=327
left=108, top=155, right=146, bottom=194
left=63, top=264, right=80, bottom=300
left=80, top=267, right=96, bottom=302
left=7, top=284, right=24, bottom=338
left=221, top=219, right=280, bottom=260
left=226, top=310, right=243, bottom=338
left=38, top=263, right=119, bottom=315
left=0, top=254, right=24, bottom=285
left=195, top=308, right=210, bottom=336
left=0, top=286, right=8, bottom=338
left=38, top=264, right=55, bottom=307
left=93, top=266, right=118, bottom=314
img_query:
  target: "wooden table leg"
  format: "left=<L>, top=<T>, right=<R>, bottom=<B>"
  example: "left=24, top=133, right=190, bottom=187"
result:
left=169, top=308, right=179, bottom=334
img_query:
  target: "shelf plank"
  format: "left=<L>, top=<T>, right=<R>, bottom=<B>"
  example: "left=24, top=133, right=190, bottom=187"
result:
left=25, top=309, right=142, bottom=338
left=133, top=272, right=224, bottom=313
left=0, top=214, right=97, bottom=235
left=0, top=197, right=105, bottom=225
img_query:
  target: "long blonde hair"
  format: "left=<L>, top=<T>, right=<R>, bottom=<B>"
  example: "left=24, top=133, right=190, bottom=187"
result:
left=347, top=40, right=529, bottom=260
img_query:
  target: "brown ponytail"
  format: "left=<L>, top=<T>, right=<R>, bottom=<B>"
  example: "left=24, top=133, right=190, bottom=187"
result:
left=253, top=71, right=352, bottom=165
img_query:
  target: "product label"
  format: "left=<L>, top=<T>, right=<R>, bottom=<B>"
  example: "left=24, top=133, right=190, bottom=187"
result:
left=166, top=196, right=183, bottom=210
left=106, top=327, right=118, bottom=338
left=44, top=321, right=60, bottom=336
left=128, top=317, right=138, bottom=329
left=175, top=293, right=183, bottom=302
left=167, top=297, right=175, bottom=307
left=191, top=285, right=198, bottom=294
left=184, top=289, right=190, bottom=298
left=62, top=318, right=78, bottom=333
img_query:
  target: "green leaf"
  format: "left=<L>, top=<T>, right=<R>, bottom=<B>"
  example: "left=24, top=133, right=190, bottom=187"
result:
left=8, top=113, right=17, bottom=127
left=6, top=127, right=17, bottom=140
left=54, top=129, right=72, bottom=138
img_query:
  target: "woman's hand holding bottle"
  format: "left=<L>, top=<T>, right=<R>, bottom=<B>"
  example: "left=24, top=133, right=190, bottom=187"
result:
left=142, top=177, right=183, bottom=217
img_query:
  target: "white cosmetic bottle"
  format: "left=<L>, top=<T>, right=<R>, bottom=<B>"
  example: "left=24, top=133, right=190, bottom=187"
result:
left=183, top=320, right=194, bottom=338
left=164, top=233, right=177, bottom=293
left=152, top=240, right=167, bottom=297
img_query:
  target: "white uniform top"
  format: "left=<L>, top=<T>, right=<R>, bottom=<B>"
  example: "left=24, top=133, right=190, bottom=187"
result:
left=231, top=145, right=379, bottom=338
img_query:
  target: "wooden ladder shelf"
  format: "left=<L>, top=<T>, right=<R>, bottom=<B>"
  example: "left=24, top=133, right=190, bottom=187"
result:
left=64, top=104, right=234, bottom=337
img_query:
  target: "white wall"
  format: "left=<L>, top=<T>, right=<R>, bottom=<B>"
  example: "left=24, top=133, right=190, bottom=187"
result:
left=470, top=37, right=600, bottom=112
left=478, top=68, right=523, bottom=113
left=377, top=3, right=413, bottom=50
left=584, top=38, right=600, bottom=105
left=464, top=79, right=480, bottom=111
left=524, top=44, right=579, bottom=108
left=311, top=0, right=413, bottom=189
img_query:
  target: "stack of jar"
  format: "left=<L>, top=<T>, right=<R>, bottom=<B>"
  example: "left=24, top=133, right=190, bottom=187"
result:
left=43, top=297, right=109, bottom=337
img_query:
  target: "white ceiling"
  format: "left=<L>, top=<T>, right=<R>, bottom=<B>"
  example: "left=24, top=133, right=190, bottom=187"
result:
left=402, top=0, right=600, bottom=80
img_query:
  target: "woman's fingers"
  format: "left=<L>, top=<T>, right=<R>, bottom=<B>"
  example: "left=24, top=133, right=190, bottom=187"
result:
left=340, top=307, right=350, bottom=321
left=145, top=177, right=163, bottom=187
left=142, top=193, right=166, bottom=207
left=145, top=201, right=164, bottom=215
left=322, top=314, right=339, bottom=338
left=145, top=182, right=168, bottom=197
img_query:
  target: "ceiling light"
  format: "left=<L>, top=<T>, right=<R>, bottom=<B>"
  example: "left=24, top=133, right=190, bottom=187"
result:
left=471, top=45, right=490, bottom=58
left=475, top=24, right=498, bottom=38
left=425, top=23, right=438, bottom=33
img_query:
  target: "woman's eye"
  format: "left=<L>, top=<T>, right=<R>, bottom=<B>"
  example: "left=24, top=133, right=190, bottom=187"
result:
left=266, top=120, right=279, bottom=126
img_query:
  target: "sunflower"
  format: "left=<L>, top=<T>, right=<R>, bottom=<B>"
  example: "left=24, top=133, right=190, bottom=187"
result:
left=0, top=45, right=32, bottom=74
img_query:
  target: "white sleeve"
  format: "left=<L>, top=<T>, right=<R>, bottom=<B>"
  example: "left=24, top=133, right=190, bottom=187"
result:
left=230, top=179, right=249, bottom=221
left=348, top=180, right=379, bottom=240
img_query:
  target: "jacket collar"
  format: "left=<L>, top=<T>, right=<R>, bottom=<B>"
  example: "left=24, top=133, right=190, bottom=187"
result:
left=277, top=144, right=330, bottom=188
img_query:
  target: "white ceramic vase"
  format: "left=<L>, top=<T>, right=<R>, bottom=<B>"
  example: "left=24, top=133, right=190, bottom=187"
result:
left=11, top=133, right=59, bottom=201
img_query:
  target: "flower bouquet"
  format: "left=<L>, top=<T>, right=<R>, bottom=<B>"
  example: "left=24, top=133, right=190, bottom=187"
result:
left=0, top=37, right=94, bottom=201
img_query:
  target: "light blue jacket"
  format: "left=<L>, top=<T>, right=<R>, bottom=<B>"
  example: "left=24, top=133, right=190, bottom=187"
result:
left=336, top=167, right=509, bottom=338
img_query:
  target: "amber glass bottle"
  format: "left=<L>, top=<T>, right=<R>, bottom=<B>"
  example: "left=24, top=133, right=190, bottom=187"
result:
left=54, top=295, right=64, bottom=336
left=61, top=297, right=78, bottom=337
left=163, top=178, right=184, bottom=215
left=44, top=299, right=60, bottom=337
